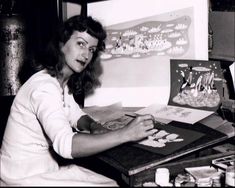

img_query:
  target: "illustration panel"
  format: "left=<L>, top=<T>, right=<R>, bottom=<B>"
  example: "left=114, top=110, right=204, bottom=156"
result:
left=168, top=59, right=223, bottom=111
left=98, top=7, right=194, bottom=88
left=101, top=16, right=191, bottom=61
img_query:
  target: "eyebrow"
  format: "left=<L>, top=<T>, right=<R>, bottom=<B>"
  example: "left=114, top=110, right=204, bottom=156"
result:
left=77, top=37, right=88, bottom=44
left=76, top=37, right=97, bottom=48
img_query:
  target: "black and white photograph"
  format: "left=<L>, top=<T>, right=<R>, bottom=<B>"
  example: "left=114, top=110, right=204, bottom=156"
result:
left=0, top=0, right=234, bottom=187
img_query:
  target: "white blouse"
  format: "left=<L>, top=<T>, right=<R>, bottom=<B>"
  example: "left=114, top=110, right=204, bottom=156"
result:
left=0, top=70, right=117, bottom=186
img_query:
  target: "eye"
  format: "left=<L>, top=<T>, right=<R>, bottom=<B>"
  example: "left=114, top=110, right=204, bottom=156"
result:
left=77, top=41, right=86, bottom=48
left=89, top=47, right=96, bottom=54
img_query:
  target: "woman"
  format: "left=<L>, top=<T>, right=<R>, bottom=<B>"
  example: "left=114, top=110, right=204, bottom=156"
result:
left=0, top=15, right=156, bottom=186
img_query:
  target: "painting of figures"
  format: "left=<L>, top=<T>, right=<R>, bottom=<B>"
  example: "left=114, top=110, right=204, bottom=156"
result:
left=101, top=16, right=191, bottom=61
left=96, top=7, right=194, bottom=89
left=169, top=59, right=223, bottom=111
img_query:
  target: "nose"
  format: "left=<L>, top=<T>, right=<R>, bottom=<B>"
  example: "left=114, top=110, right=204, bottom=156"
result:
left=81, top=49, right=89, bottom=61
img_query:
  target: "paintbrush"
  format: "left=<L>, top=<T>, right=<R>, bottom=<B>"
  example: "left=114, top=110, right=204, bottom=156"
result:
left=125, top=113, right=166, bottom=125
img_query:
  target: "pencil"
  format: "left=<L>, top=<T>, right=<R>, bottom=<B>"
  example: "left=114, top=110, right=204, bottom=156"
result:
left=125, top=114, right=138, bottom=118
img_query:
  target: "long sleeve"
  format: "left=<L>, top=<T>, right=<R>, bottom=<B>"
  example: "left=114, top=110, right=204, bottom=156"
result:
left=30, top=82, right=76, bottom=159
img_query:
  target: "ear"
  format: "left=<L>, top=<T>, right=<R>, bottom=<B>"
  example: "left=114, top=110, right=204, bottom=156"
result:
left=59, top=42, right=65, bottom=53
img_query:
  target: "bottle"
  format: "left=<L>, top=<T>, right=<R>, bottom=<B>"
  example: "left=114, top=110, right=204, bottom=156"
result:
left=225, top=166, right=235, bottom=187
left=212, top=174, right=221, bottom=187
left=155, top=168, right=173, bottom=186
left=196, top=177, right=212, bottom=187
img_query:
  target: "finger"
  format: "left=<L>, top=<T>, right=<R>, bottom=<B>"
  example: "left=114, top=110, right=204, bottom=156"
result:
left=137, top=120, right=153, bottom=129
left=143, top=114, right=154, bottom=120
left=136, top=114, right=153, bottom=121
left=143, top=119, right=155, bottom=125
left=144, top=124, right=154, bottom=131
left=138, top=121, right=144, bottom=126
left=145, top=115, right=156, bottom=124
left=146, top=128, right=158, bottom=136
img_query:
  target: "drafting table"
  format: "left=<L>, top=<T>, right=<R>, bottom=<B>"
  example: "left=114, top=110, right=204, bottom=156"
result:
left=92, top=109, right=234, bottom=186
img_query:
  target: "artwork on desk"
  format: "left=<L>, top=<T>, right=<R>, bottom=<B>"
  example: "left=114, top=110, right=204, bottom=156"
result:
left=102, top=115, right=133, bottom=130
left=168, top=59, right=223, bottom=111
left=136, top=103, right=214, bottom=124
left=135, top=123, right=204, bottom=155
left=83, top=102, right=125, bottom=125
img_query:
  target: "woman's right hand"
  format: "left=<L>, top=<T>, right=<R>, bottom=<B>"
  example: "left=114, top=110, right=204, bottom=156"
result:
left=120, top=114, right=157, bottom=142
left=71, top=114, right=157, bottom=158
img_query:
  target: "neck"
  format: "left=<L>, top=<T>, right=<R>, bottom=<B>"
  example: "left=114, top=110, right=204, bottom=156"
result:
left=58, top=75, right=69, bottom=89
left=57, top=66, right=73, bottom=89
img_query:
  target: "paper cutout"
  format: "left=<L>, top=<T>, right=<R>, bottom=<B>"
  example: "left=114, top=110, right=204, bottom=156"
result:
left=135, top=122, right=204, bottom=155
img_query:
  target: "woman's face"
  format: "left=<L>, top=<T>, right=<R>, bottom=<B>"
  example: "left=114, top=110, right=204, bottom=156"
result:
left=61, top=31, right=98, bottom=74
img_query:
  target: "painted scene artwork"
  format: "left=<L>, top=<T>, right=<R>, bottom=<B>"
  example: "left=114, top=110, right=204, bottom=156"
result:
left=101, top=16, right=191, bottom=61
left=168, top=59, right=223, bottom=111
left=97, top=7, right=194, bottom=89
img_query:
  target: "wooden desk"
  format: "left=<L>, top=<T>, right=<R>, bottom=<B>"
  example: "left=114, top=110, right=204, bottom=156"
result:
left=70, top=140, right=234, bottom=187
left=120, top=150, right=235, bottom=186
left=93, top=112, right=234, bottom=186
left=94, top=143, right=234, bottom=187
left=81, top=106, right=234, bottom=186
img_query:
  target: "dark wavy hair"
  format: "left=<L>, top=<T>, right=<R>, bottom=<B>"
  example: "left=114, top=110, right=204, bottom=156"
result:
left=40, top=15, right=106, bottom=97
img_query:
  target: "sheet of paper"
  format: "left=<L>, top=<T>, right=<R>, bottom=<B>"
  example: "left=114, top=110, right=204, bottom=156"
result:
left=83, top=102, right=134, bottom=130
left=135, top=103, right=214, bottom=124
left=83, top=102, right=125, bottom=125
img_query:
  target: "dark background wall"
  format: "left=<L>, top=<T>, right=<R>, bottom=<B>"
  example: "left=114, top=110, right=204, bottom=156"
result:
left=209, top=0, right=235, bottom=100
left=0, top=0, right=60, bottom=145
left=210, top=0, right=235, bottom=12
left=209, top=0, right=235, bottom=62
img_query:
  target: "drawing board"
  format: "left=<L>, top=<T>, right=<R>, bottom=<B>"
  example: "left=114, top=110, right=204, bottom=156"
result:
left=97, top=120, right=228, bottom=176
left=86, top=0, right=208, bottom=107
